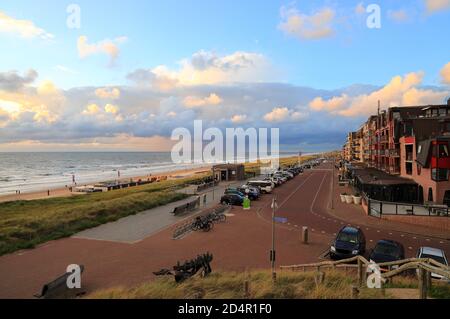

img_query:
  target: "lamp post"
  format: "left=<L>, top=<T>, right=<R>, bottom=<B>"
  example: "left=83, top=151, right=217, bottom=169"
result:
left=331, top=156, right=335, bottom=210
left=212, top=166, right=215, bottom=201
left=270, top=196, right=278, bottom=281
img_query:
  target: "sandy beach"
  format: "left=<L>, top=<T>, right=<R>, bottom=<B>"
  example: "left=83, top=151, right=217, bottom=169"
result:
left=0, top=165, right=213, bottom=203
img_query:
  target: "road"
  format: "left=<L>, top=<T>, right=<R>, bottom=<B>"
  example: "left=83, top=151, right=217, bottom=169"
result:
left=0, top=162, right=448, bottom=298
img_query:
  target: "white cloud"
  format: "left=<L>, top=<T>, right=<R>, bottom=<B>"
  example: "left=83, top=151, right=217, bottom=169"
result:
left=128, top=50, right=275, bottom=87
left=183, top=93, right=223, bottom=108
left=0, top=69, right=38, bottom=91
left=263, top=107, right=307, bottom=123
left=441, top=62, right=450, bottom=84
left=0, top=11, right=54, bottom=40
left=424, top=0, right=450, bottom=13
left=95, top=87, right=121, bottom=99
left=309, top=71, right=449, bottom=117
left=231, top=114, right=248, bottom=124
left=278, top=6, right=335, bottom=40
left=77, top=35, right=127, bottom=65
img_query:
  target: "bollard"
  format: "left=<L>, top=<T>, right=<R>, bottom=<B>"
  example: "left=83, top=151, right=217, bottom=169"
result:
left=302, top=226, right=309, bottom=244
left=203, top=194, right=207, bottom=205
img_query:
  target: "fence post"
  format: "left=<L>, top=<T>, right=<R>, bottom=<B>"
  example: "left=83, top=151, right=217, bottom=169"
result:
left=357, top=259, right=364, bottom=287
left=418, top=268, right=427, bottom=299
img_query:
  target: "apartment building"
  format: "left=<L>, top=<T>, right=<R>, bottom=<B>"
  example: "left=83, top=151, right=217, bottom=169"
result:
left=343, top=99, right=450, bottom=205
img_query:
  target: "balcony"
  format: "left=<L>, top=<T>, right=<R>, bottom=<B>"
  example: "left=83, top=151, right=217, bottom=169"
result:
left=389, top=149, right=400, bottom=157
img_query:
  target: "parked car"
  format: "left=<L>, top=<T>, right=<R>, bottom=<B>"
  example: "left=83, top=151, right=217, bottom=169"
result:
left=330, top=226, right=366, bottom=260
left=369, top=240, right=405, bottom=264
left=226, top=187, right=259, bottom=200
left=239, top=185, right=261, bottom=198
left=248, top=180, right=273, bottom=194
left=416, top=247, right=449, bottom=280
left=220, top=193, right=244, bottom=206
left=271, top=174, right=287, bottom=183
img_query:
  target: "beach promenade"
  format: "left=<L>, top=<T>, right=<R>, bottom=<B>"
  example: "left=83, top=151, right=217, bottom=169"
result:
left=0, top=163, right=448, bottom=298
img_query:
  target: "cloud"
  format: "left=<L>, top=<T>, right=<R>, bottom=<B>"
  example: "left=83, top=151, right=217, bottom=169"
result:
left=0, top=69, right=38, bottom=91
left=441, top=62, right=450, bottom=84
left=0, top=11, right=54, bottom=40
left=278, top=6, right=335, bottom=40
left=231, top=114, right=248, bottom=124
left=388, top=9, right=409, bottom=22
left=54, top=65, right=78, bottom=75
left=77, top=35, right=127, bottom=65
left=263, top=107, right=307, bottom=123
left=183, top=93, right=223, bottom=108
left=82, top=103, right=100, bottom=115
left=104, top=104, right=119, bottom=114
left=424, top=0, right=450, bottom=13
left=127, top=50, right=275, bottom=87
left=309, top=71, right=449, bottom=117
left=95, top=87, right=121, bottom=99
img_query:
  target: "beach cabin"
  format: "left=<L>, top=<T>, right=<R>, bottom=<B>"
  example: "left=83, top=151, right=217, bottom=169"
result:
left=212, top=164, right=245, bottom=182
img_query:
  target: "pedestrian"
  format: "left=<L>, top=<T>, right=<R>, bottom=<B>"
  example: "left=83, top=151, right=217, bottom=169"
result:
left=47, top=190, right=50, bottom=196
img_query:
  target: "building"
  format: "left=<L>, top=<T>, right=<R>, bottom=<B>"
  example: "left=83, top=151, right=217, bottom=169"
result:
left=343, top=98, right=450, bottom=205
left=212, top=164, right=245, bottom=182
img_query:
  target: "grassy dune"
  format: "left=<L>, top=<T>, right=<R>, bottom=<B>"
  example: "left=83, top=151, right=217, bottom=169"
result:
left=0, top=176, right=207, bottom=256
left=88, top=270, right=450, bottom=299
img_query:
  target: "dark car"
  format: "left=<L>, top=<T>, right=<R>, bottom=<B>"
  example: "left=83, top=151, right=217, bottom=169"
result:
left=225, top=188, right=258, bottom=200
left=237, top=187, right=260, bottom=200
left=220, top=193, right=244, bottom=206
left=369, top=240, right=405, bottom=263
left=330, top=226, right=366, bottom=260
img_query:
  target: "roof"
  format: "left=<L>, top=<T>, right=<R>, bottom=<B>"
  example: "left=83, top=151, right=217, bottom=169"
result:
left=351, top=167, right=417, bottom=186
left=213, top=164, right=244, bottom=169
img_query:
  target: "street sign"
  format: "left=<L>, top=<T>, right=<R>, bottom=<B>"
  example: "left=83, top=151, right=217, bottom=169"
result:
left=274, top=217, right=288, bottom=224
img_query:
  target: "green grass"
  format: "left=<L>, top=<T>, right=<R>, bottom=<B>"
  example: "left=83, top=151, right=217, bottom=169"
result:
left=0, top=175, right=209, bottom=256
left=88, top=270, right=450, bottom=299
left=86, top=270, right=387, bottom=299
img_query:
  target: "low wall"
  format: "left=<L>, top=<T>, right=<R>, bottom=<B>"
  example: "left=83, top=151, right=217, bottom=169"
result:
left=381, top=214, right=450, bottom=232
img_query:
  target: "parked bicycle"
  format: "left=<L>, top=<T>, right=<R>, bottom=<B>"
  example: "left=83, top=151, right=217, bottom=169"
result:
left=191, top=216, right=214, bottom=232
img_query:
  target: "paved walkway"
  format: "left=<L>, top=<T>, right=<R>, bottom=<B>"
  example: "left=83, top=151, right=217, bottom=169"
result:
left=74, top=182, right=237, bottom=243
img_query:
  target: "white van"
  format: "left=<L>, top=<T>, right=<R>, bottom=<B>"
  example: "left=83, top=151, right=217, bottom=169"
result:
left=248, top=180, right=273, bottom=194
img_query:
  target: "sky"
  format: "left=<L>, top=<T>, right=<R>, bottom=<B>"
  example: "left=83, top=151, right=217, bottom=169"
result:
left=0, top=0, right=449, bottom=152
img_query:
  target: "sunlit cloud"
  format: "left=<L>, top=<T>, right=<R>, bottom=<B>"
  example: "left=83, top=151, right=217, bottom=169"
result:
left=278, top=5, right=335, bottom=40
left=0, top=11, right=54, bottom=40
left=424, top=0, right=450, bottom=13
left=77, top=35, right=127, bottom=66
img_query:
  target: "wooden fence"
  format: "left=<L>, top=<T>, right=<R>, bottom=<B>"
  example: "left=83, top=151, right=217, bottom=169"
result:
left=281, top=256, right=450, bottom=299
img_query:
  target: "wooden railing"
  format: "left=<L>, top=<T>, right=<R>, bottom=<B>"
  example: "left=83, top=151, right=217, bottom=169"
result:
left=281, top=256, right=450, bottom=299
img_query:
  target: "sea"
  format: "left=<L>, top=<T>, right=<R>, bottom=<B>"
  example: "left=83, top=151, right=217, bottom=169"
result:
left=0, top=152, right=303, bottom=196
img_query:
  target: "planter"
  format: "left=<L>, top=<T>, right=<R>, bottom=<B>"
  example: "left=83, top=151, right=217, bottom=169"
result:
left=345, top=195, right=353, bottom=204
left=353, top=196, right=362, bottom=205
left=340, top=194, right=346, bottom=203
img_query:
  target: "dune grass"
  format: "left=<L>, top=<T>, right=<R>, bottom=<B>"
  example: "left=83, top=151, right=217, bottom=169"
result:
left=87, top=270, right=388, bottom=299
left=88, top=270, right=450, bottom=299
left=0, top=175, right=209, bottom=256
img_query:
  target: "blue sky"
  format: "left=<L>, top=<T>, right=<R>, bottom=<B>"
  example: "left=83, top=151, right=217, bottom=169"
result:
left=0, top=0, right=449, bottom=152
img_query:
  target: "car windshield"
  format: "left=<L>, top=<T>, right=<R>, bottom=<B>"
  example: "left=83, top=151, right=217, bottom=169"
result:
left=421, top=253, right=447, bottom=265
left=337, top=232, right=358, bottom=244
left=373, top=243, right=399, bottom=258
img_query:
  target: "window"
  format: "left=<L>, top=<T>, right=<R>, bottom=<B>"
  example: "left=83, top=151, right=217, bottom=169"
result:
left=417, top=164, right=421, bottom=175
left=432, top=168, right=449, bottom=182
left=428, top=188, right=433, bottom=202
left=439, top=144, right=449, bottom=158
left=432, top=109, right=438, bottom=117
left=439, top=108, right=447, bottom=117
